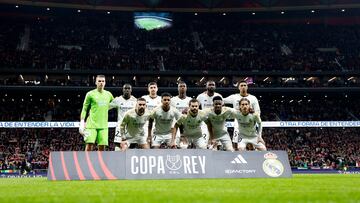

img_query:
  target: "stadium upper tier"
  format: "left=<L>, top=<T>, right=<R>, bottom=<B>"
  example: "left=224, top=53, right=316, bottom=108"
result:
left=1, top=15, right=360, bottom=72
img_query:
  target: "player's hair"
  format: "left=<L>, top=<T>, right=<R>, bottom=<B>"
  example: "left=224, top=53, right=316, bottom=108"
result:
left=123, top=83, right=132, bottom=88
left=161, top=92, right=172, bottom=98
left=239, top=98, right=250, bottom=105
left=96, top=75, right=106, bottom=79
left=212, top=96, right=223, bottom=102
left=206, top=80, right=216, bottom=85
left=237, top=80, right=247, bottom=87
left=137, top=98, right=146, bottom=102
left=188, top=98, right=199, bottom=106
left=148, top=82, right=157, bottom=87
left=178, top=81, right=187, bottom=86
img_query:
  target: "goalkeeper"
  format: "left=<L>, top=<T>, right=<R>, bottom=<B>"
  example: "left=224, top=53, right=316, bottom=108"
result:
left=79, top=75, right=114, bottom=151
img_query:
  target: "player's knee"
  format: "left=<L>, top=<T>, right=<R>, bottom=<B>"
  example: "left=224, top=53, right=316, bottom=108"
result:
left=98, top=145, right=106, bottom=151
left=225, top=144, right=234, bottom=152
left=257, top=146, right=267, bottom=151
left=141, top=144, right=150, bottom=149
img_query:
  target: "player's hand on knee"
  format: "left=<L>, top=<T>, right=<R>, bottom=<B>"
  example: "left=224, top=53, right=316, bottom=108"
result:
left=209, top=139, right=217, bottom=150
left=170, top=140, right=177, bottom=149
left=147, top=136, right=152, bottom=145
left=257, top=137, right=265, bottom=145
left=120, top=141, right=128, bottom=151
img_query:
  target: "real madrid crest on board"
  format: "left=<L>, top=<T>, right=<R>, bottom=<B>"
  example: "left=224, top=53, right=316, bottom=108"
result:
left=262, top=152, right=284, bottom=177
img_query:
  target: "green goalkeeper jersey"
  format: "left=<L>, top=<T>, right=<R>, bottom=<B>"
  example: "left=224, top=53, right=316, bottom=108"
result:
left=81, top=89, right=114, bottom=129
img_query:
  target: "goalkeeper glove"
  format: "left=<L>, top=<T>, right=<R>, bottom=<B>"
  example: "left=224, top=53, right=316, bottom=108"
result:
left=79, top=120, right=85, bottom=135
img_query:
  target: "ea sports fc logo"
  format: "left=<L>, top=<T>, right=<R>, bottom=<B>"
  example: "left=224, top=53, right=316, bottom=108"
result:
left=165, top=155, right=182, bottom=171
left=262, top=152, right=284, bottom=177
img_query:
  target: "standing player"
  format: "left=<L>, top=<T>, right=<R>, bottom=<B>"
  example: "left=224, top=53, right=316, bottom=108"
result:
left=148, top=93, right=181, bottom=148
left=142, top=82, right=162, bottom=140
left=232, top=98, right=266, bottom=151
left=119, top=98, right=151, bottom=150
left=109, top=84, right=137, bottom=151
left=79, top=75, right=114, bottom=151
left=224, top=80, right=261, bottom=149
left=206, top=96, right=234, bottom=151
left=170, top=81, right=192, bottom=148
left=171, top=81, right=192, bottom=113
left=196, top=80, right=222, bottom=144
left=170, top=99, right=209, bottom=149
left=142, top=82, right=161, bottom=111
left=197, top=80, right=223, bottom=110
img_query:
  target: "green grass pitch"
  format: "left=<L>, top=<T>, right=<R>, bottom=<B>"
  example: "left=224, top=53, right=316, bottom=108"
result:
left=0, top=174, right=359, bottom=203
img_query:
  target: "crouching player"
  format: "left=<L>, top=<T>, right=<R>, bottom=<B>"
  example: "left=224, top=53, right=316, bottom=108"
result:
left=206, top=96, right=234, bottom=151
left=119, top=98, right=151, bottom=151
left=233, top=98, right=266, bottom=151
left=170, top=99, right=209, bottom=149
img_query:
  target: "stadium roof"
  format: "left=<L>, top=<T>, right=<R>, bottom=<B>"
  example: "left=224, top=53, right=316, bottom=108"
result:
left=1, top=0, right=360, bottom=12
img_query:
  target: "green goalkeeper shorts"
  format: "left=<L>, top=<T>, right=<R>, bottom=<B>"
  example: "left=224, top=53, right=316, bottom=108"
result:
left=84, top=128, right=108, bottom=146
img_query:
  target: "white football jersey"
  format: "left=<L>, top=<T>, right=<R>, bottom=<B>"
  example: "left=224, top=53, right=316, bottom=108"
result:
left=120, top=109, right=151, bottom=138
left=150, top=106, right=181, bottom=135
left=170, top=96, right=192, bottom=113
left=176, top=110, right=209, bottom=138
left=196, top=92, right=222, bottom=110
left=232, top=112, right=262, bottom=138
left=109, top=96, right=137, bottom=123
left=205, top=107, right=235, bottom=138
left=141, top=95, right=161, bottom=111
left=223, top=93, right=260, bottom=114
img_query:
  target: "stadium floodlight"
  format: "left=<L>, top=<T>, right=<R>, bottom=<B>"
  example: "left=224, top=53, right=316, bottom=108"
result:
left=15, top=5, right=19, bottom=8
left=341, top=9, right=345, bottom=12
left=252, top=12, right=256, bottom=15
left=328, top=77, right=337, bottom=82
left=77, top=10, right=81, bottom=13
left=311, top=10, right=315, bottom=13
left=194, top=13, right=198, bottom=16
left=107, top=11, right=111, bottom=14
left=46, top=8, right=50, bottom=11
left=281, top=11, right=284, bottom=14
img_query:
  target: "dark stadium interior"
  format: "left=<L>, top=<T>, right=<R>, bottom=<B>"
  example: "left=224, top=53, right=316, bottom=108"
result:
left=0, top=1, right=360, bottom=172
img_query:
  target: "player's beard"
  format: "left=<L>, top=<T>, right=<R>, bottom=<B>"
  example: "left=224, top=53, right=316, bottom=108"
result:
left=207, top=88, right=215, bottom=94
left=137, top=108, right=145, bottom=115
left=189, top=109, right=198, bottom=116
left=241, top=108, right=249, bottom=115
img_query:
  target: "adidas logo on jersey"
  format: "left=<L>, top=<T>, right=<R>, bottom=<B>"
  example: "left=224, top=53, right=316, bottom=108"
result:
left=231, top=154, right=247, bottom=164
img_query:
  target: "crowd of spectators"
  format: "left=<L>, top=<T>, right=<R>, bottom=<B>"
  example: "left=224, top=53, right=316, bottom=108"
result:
left=1, top=127, right=359, bottom=171
left=1, top=94, right=359, bottom=122
left=1, top=16, right=360, bottom=72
